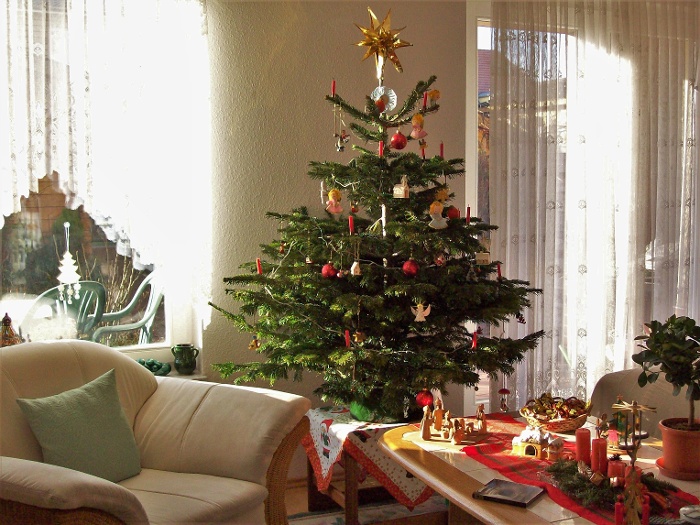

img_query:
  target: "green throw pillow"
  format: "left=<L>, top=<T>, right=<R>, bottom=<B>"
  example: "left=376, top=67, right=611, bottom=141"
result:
left=16, top=369, right=141, bottom=483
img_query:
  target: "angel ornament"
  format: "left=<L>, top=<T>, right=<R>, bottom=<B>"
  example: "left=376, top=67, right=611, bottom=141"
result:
left=411, top=303, right=431, bottom=322
left=428, top=201, right=448, bottom=230
left=326, top=189, right=343, bottom=215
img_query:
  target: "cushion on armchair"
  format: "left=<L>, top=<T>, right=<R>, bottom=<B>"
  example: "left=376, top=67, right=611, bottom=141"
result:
left=16, top=369, right=141, bottom=483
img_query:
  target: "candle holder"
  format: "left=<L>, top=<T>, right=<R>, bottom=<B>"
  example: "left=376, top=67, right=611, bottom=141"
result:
left=610, top=400, right=655, bottom=467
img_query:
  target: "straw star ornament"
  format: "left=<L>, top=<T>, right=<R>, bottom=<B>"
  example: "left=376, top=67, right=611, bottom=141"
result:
left=355, top=8, right=412, bottom=82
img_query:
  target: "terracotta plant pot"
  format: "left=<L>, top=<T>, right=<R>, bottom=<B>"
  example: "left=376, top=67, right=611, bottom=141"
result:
left=656, top=418, right=700, bottom=480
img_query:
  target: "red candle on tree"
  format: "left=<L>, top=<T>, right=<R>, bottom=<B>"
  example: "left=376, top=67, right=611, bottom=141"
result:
left=472, top=331, right=478, bottom=349
left=440, top=141, right=444, bottom=158
left=348, top=215, right=355, bottom=234
left=379, top=140, right=384, bottom=158
left=423, top=92, right=428, bottom=109
left=497, top=263, right=502, bottom=279
left=575, top=428, right=591, bottom=465
left=331, top=79, right=336, bottom=96
left=466, top=206, right=471, bottom=223
left=256, top=257, right=263, bottom=275
left=345, top=329, right=351, bottom=348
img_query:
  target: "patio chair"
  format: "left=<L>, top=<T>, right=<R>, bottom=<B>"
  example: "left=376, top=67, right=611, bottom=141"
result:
left=20, top=281, right=107, bottom=341
left=91, top=272, right=164, bottom=345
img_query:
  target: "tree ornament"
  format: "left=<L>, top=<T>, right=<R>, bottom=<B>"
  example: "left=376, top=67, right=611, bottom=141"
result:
left=371, top=86, right=397, bottom=114
left=428, top=89, right=440, bottom=107
left=435, top=254, right=446, bottom=266
left=353, top=331, right=366, bottom=343
left=416, top=388, right=434, bottom=408
left=350, top=261, right=362, bottom=275
left=390, top=131, right=407, bottom=150
left=411, top=303, right=431, bottom=322
left=355, top=8, right=412, bottom=81
left=322, top=262, right=338, bottom=279
left=410, top=114, right=427, bottom=139
left=393, top=175, right=409, bottom=199
left=428, top=201, right=448, bottom=230
left=447, top=206, right=460, bottom=219
left=402, top=259, right=419, bottom=277
left=326, top=189, right=343, bottom=214
left=434, top=187, right=450, bottom=202
left=351, top=202, right=360, bottom=213
left=248, top=335, right=261, bottom=350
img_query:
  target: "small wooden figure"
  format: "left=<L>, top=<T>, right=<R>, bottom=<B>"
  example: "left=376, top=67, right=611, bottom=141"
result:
left=475, top=403, right=487, bottom=434
left=433, top=398, right=445, bottom=431
left=420, top=405, right=434, bottom=441
left=442, top=410, right=454, bottom=439
left=451, top=418, right=465, bottom=445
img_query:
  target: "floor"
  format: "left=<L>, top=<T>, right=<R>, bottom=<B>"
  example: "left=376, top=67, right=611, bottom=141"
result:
left=285, top=480, right=310, bottom=516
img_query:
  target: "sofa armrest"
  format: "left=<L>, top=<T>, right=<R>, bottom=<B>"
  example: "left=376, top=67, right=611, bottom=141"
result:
left=135, top=378, right=312, bottom=486
left=0, top=456, right=149, bottom=524
left=265, top=415, right=310, bottom=525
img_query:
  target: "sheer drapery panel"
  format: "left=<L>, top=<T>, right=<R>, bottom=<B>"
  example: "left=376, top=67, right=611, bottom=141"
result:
left=489, top=1, right=698, bottom=409
left=1, top=0, right=212, bottom=344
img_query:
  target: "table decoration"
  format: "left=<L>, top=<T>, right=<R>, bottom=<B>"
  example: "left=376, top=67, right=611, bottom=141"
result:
left=461, top=413, right=698, bottom=524
left=520, top=393, right=591, bottom=432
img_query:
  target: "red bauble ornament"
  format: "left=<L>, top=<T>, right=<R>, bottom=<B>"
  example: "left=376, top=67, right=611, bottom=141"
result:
left=375, top=98, right=386, bottom=113
left=321, top=262, right=338, bottom=279
left=390, top=131, right=407, bottom=150
left=447, top=206, right=461, bottom=219
left=402, top=259, right=419, bottom=277
left=416, top=389, right=434, bottom=408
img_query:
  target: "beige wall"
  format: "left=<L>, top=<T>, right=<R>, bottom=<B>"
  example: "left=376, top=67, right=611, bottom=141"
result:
left=204, top=0, right=468, bottom=450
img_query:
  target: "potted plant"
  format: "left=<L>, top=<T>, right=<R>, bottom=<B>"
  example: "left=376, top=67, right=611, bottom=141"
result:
left=633, top=314, right=700, bottom=480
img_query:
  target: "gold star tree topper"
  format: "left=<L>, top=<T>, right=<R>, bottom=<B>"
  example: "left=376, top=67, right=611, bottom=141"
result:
left=355, top=8, right=412, bottom=82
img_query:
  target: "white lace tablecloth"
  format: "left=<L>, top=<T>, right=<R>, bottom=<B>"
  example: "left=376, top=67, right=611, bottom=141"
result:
left=301, top=406, right=434, bottom=510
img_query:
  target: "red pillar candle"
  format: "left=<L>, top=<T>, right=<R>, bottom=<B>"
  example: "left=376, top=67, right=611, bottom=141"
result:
left=607, top=459, right=626, bottom=481
left=256, top=257, right=263, bottom=275
left=423, top=92, right=428, bottom=109
left=615, top=497, right=624, bottom=525
left=345, top=329, right=351, bottom=348
left=575, top=428, right=591, bottom=465
left=379, top=140, right=384, bottom=158
left=348, top=215, right=355, bottom=234
left=497, top=263, right=502, bottom=279
left=472, top=331, right=478, bottom=349
left=591, top=438, right=607, bottom=473
left=440, top=141, right=444, bottom=158
left=642, top=495, right=650, bottom=525
left=331, top=79, right=336, bottom=96
left=466, top=206, right=471, bottom=223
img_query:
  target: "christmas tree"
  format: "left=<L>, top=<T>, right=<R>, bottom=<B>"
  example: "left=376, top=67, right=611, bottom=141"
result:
left=211, top=8, right=544, bottom=421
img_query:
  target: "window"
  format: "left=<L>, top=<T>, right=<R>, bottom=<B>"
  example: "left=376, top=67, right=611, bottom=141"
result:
left=1, top=0, right=212, bottom=357
left=1, top=176, right=164, bottom=347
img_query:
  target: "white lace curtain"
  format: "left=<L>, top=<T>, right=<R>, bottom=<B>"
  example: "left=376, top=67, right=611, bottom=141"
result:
left=1, top=0, right=212, bottom=337
left=489, top=1, right=699, bottom=407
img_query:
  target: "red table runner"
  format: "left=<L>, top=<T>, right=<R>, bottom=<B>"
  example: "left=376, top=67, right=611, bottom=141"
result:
left=461, top=414, right=698, bottom=524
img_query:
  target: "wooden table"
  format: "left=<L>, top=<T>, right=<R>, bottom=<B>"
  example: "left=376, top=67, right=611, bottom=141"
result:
left=378, top=424, right=700, bottom=525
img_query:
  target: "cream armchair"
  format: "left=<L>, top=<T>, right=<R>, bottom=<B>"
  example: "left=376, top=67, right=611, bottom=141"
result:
left=0, top=340, right=311, bottom=524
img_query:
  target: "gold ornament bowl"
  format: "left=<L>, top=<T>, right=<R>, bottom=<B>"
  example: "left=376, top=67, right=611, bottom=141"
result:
left=520, top=394, right=591, bottom=433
